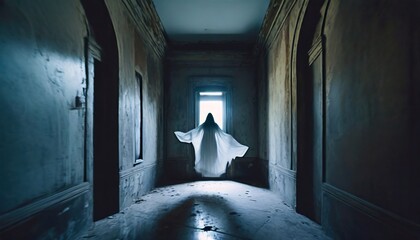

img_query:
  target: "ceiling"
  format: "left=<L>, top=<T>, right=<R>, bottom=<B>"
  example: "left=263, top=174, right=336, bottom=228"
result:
left=152, top=0, right=270, bottom=46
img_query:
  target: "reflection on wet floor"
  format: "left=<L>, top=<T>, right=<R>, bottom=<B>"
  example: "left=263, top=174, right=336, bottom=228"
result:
left=79, top=181, right=331, bottom=240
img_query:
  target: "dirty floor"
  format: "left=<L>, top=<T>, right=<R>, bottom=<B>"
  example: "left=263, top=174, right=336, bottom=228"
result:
left=78, top=181, right=331, bottom=240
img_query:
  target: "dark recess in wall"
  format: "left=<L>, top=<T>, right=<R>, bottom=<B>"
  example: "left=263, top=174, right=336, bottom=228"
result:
left=296, top=0, right=324, bottom=223
left=82, top=0, right=120, bottom=221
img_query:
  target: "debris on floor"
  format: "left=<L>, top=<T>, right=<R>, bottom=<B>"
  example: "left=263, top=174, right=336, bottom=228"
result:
left=77, top=181, right=331, bottom=240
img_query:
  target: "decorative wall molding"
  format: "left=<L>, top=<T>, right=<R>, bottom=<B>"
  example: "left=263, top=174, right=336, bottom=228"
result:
left=0, top=183, right=90, bottom=231
left=270, top=163, right=297, bottom=180
left=308, top=36, right=322, bottom=65
left=269, top=161, right=297, bottom=208
left=119, top=163, right=157, bottom=210
left=120, top=162, right=157, bottom=178
left=323, top=183, right=420, bottom=237
left=122, top=0, right=167, bottom=58
left=87, top=37, right=102, bottom=60
left=255, top=0, right=298, bottom=54
left=167, top=50, right=255, bottom=67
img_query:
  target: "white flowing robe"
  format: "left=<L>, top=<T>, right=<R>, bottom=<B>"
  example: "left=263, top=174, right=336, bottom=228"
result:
left=174, top=123, right=248, bottom=177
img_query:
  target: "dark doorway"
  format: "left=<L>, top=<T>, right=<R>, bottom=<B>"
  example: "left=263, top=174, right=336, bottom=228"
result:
left=296, top=0, right=324, bottom=224
left=82, top=0, right=120, bottom=221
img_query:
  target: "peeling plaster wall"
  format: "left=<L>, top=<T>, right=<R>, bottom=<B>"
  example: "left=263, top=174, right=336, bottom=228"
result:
left=105, top=0, right=165, bottom=210
left=0, top=0, right=90, bottom=238
left=165, top=50, right=259, bottom=183
left=257, top=0, right=304, bottom=207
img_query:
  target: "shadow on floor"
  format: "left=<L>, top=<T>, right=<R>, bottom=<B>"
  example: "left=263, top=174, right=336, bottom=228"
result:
left=145, top=195, right=249, bottom=240
left=78, top=181, right=331, bottom=240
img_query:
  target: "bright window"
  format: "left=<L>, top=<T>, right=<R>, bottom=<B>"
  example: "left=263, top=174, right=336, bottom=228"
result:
left=197, top=91, right=226, bottom=130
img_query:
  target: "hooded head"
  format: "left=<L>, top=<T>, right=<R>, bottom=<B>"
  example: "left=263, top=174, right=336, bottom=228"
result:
left=204, top=113, right=215, bottom=123
left=203, top=113, right=218, bottom=128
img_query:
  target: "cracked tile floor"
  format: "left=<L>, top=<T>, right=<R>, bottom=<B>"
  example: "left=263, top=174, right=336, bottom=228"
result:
left=79, top=181, right=331, bottom=240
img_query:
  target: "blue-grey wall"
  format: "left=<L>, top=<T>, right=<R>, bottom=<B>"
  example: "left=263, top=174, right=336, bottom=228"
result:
left=257, top=0, right=420, bottom=238
left=0, top=0, right=90, bottom=238
left=0, top=0, right=166, bottom=238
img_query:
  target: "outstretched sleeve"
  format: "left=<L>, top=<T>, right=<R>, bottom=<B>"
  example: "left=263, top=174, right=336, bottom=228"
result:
left=174, top=131, right=192, bottom=143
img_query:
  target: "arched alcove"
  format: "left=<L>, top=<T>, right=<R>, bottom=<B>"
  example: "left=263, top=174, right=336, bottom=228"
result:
left=295, top=0, right=327, bottom=224
left=82, top=0, right=120, bottom=221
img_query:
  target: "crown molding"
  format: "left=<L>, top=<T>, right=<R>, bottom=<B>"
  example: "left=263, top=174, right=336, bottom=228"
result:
left=254, top=0, right=297, bottom=55
left=122, top=0, right=167, bottom=58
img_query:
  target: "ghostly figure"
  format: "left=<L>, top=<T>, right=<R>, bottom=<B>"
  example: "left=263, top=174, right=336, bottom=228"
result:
left=174, top=113, right=249, bottom=177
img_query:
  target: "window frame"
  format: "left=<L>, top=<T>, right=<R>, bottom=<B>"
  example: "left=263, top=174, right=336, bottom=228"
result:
left=192, top=83, right=232, bottom=134
left=134, top=72, right=143, bottom=165
left=196, top=90, right=227, bottom=130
